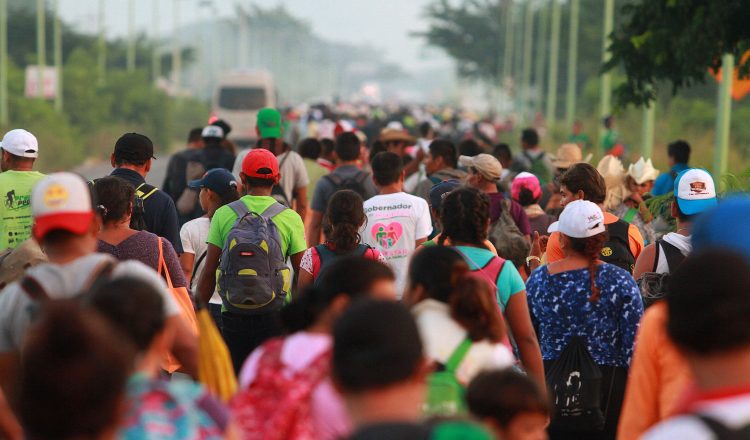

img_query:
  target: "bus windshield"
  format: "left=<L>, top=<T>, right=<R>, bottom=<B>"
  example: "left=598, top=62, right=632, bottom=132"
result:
left=218, top=87, right=267, bottom=110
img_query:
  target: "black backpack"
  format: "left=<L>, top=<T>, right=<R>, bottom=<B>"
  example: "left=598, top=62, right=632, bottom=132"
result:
left=637, top=240, right=687, bottom=307
left=322, top=171, right=370, bottom=200
left=545, top=336, right=605, bottom=432
left=271, top=153, right=292, bottom=207
left=313, top=243, right=370, bottom=287
left=600, top=220, right=635, bottom=273
left=696, top=415, right=750, bottom=440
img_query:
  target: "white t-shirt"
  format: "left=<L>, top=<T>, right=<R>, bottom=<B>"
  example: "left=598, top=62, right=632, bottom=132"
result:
left=180, top=217, right=221, bottom=305
left=0, top=253, right=180, bottom=352
left=412, top=299, right=514, bottom=385
left=360, top=192, right=432, bottom=297
left=233, top=149, right=309, bottom=205
left=644, top=393, right=750, bottom=440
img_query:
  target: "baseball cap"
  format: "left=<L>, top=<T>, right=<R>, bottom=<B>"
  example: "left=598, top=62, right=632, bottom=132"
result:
left=256, top=108, right=282, bottom=139
left=31, top=172, right=94, bottom=240
left=211, top=119, right=231, bottom=137
left=674, top=168, right=717, bottom=216
left=511, top=172, right=542, bottom=202
left=201, top=125, right=224, bottom=139
left=241, top=148, right=279, bottom=179
left=458, top=153, right=503, bottom=181
left=693, top=196, right=750, bottom=263
left=548, top=200, right=606, bottom=238
left=0, top=129, right=38, bottom=158
left=113, top=133, right=156, bottom=163
left=188, top=168, right=238, bottom=196
left=429, top=179, right=462, bottom=211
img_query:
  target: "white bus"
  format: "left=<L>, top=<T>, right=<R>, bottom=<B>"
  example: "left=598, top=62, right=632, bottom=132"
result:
left=211, top=70, right=276, bottom=147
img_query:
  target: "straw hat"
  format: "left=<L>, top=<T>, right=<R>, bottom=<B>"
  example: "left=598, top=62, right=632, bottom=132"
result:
left=379, top=127, right=416, bottom=144
left=627, top=157, right=660, bottom=184
left=597, top=155, right=628, bottom=210
left=550, top=143, right=592, bottom=169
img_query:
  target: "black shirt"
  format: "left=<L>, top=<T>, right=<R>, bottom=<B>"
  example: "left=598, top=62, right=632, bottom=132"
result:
left=110, top=168, right=184, bottom=253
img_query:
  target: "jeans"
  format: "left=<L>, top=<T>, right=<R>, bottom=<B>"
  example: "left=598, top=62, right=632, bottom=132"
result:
left=221, top=311, right=283, bottom=375
left=208, top=303, right=222, bottom=333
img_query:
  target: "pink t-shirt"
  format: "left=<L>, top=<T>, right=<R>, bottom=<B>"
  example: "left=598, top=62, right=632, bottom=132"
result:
left=239, top=332, right=351, bottom=440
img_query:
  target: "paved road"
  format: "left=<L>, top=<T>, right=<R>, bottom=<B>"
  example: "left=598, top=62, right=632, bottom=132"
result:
left=72, top=155, right=171, bottom=187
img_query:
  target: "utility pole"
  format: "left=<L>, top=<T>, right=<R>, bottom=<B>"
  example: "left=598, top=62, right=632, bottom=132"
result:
left=545, top=0, right=561, bottom=131
left=172, top=0, right=181, bottom=93
left=502, top=1, right=514, bottom=83
left=127, top=0, right=135, bottom=72
left=714, top=54, right=734, bottom=179
left=642, top=100, right=655, bottom=159
left=533, top=1, right=548, bottom=113
left=599, top=0, right=615, bottom=142
left=564, top=0, right=579, bottom=131
left=520, top=0, right=534, bottom=122
left=53, top=0, right=61, bottom=111
left=0, top=0, right=7, bottom=126
left=152, top=0, right=160, bottom=81
left=98, top=0, right=106, bottom=85
left=36, top=0, right=46, bottom=98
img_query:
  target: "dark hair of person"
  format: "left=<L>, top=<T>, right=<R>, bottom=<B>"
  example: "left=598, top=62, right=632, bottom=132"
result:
left=493, top=143, right=512, bottom=163
left=409, top=246, right=468, bottom=303
left=88, top=277, right=165, bottom=352
left=668, top=249, right=750, bottom=355
left=560, top=163, right=607, bottom=205
left=325, top=190, right=365, bottom=253
left=603, top=115, right=614, bottom=128
left=93, top=176, right=134, bottom=224
left=429, top=139, right=458, bottom=168
left=419, top=121, right=433, bottom=137
left=243, top=175, right=275, bottom=189
left=668, top=140, right=691, bottom=164
left=439, top=187, right=490, bottom=247
left=450, top=276, right=506, bottom=342
left=457, top=139, right=483, bottom=157
left=332, top=299, right=422, bottom=393
left=521, top=128, right=539, bottom=147
left=283, top=257, right=395, bottom=333
left=566, top=232, right=607, bottom=302
left=298, top=137, right=322, bottom=160
left=369, top=140, right=386, bottom=163
left=517, top=187, right=539, bottom=207
left=673, top=199, right=695, bottom=223
left=467, top=369, right=550, bottom=427
left=371, top=152, right=403, bottom=186
left=216, top=186, right=240, bottom=206
left=335, top=132, right=361, bottom=162
left=20, top=301, right=135, bottom=440
left=320, top=138, right=335, bottom=156
left=2, top=150, right=34, bottom=164
left=187, top=127, right=203, bottom=144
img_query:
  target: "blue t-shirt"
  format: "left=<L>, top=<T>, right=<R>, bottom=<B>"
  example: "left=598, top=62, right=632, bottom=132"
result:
left=526, top=264, right=643, bottom=367
left=652, top=163, right=689, bottom=196
left=453, top=246, right=525, bottom=311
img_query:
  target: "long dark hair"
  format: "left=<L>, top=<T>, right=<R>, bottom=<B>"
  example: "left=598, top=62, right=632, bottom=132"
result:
left=93, top=177, right=135, bottom=225
left=439, top=187, right=490, bottom=247
left=325, top=190, right=365, bottom=252
left=567, top=232, right=607, bottom=302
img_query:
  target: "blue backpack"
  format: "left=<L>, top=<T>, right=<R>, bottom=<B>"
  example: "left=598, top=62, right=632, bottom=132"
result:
left=217, top=201, right=291, bottom=315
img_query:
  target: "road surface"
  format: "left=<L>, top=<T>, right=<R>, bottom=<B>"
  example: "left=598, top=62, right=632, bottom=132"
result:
left=72, top=155, right=171, bottom=187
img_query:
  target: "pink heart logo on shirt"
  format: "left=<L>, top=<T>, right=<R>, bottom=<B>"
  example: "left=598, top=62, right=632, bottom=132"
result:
left=371, top=222, right=403, bottom=249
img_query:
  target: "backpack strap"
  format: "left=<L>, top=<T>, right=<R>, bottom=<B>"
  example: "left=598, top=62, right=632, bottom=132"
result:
left=323, top=173, right=343, bottom=186
left=695, top=414, right=750, bottom=440
left=623, top=207, right=638, bottom=224
left=315, top=244, right=336, bottom=266
left=228, top=199, right=251, bottom=219
left=261, top=201, right=288, bottom=220
left=660, top=240, right=686, bottom=272
left=84, top=259, right=117, bottom=293
left=652, top=241, right=662, bottom=272
left=445, top=338, right=472, bottom=374
left=135, top=183, right=158, bottom=201
left=354, top=170, right=369, bottom=184
left=20, top=276, right=50, bottom=302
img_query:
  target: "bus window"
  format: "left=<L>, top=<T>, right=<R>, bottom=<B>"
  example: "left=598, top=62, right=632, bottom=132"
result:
left=218, top=87, right=266, bottom=110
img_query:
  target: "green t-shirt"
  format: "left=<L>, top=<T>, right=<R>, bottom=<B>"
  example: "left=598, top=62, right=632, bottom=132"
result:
left=206, top=195, right=307, bottom=258
left=601, top=129, right=620, bottom=152
left=454, top=245, right=525, bottom=311
left=568, top=133, right=592, bottom=150
left=0, top=170, right=45, bottom=251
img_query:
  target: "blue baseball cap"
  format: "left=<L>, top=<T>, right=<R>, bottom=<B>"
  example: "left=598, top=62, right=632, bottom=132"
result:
left=188, top=168, right=238, bottom=196
left=693, top=196, right=750, bottom=263
left=429, top=179, right=462, bottom=211
left=674, top=168, right=717, bottom=216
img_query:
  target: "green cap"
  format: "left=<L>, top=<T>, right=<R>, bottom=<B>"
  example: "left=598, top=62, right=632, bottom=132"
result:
left=256, top=107, right=282, bottom=139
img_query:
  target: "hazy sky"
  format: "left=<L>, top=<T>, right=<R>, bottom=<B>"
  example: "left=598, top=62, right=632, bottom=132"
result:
left=58, top=0, right=452, bottom=73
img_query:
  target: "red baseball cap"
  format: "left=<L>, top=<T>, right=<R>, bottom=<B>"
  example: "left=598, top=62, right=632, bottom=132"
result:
left=242, top=148, right=279, bottom=179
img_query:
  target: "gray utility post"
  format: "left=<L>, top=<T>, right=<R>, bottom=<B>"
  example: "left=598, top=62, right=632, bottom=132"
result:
left=564, top=0, right=579, bottom=131
left=599, top=0, right=614, bottom=142
left=53, top=0, right=61, bottom=111
left=545, top=0, right=561, bottom=131
left=0, top=0, right=7, bottom=125
left=36, top=0, right=45, bottom=97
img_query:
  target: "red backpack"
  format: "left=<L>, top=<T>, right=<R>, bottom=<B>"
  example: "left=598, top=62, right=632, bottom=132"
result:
left=230, top=338, right=331, bottom=440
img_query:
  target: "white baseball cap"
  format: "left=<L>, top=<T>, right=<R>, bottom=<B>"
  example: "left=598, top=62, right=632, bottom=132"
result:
left=674, top=168, right=717, bottom=215
left=548, top=200, right=606, bottom=238
left=32, top=172, right=94, bottom=240
left=202, top=125, right=224, bottom=139
left=0, top=129, right=38, bottom=158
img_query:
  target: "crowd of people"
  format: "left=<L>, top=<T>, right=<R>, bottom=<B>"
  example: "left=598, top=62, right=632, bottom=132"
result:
left=0, top=104, right=747, bottom=440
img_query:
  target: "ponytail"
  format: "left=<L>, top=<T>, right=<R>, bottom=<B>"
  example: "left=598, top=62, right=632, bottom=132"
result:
left=325, top=190, right=365, bottom=253
left=567, top=232, right=608, bottom=302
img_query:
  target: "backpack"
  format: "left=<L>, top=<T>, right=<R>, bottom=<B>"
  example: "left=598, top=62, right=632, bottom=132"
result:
left=546, top=336, right=606, bottom=432
left=637, top=240, right=686, bottom=307
left=313, top=243, right=370, bottom=287
left=271, top=152, right=292, bottom=207
left=323, top=170, right=370, bottom=200
left=600, top=220, right=635, bottom=273
left=488, top=199, right=530, bottom=269
left=175, top=159, right=206, bottom=216
left=523, top=151, right=551, bottom=185
left=230, top=338, right=331, bottom=440
left=217, top=200, right=291, bottom=315
left=425, top=338, right=473, bottom=417
left=456, top=248, right=506, bottom=299
left=695, top=414, right=750, bottom=440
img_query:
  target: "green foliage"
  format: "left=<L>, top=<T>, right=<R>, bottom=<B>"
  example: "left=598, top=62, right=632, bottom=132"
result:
left=605, top=0, right=750, bottom=108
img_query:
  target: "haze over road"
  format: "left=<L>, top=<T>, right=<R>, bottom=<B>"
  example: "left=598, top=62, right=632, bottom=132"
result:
left=73, top=155, right=171, bottom=188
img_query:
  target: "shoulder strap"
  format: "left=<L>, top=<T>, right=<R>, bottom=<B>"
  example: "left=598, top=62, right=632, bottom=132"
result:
left=20, top=276, right=50, bottom=302
left=192, top=250, right=208, bottom=281
left=695, top=414, right=748, bottom=440
left=355, top=170, right=369, bottom=183
left=660, top=240, right=686, bottom=272
left=228, top=199, right=250, bottom=218
left=261, top=201, right=288, bottom=219
left=445, top=338, right=472, bottom=373
left=480, top=255, right=506, bottom=285
left=135, top=183, right=158, bottom=201
left=315, top=244, right=335, bottom=264
left=356, top=243, right=371, bottom=256
left=623, top=207, right=638, bottom=224
left=278, top=151, right=291, bottom=169
left=652, top=241, right=662, bottom=272
left=323, top=173, right=343, bottom=186
left=84, top=259, right=117, bottom=293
